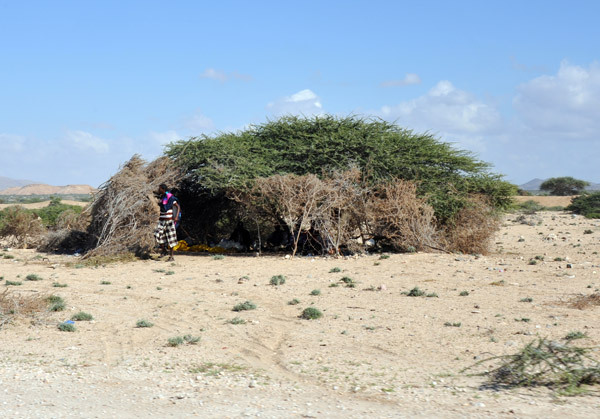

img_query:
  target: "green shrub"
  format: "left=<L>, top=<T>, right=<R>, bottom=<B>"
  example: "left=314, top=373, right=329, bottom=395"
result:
left=407, top=287, right=425, bottom=297
left=57, top=322, right=76, bottom=332
left=233, top=301, right=257, bottom=312
left=47, top=295, right=65, bottom=312
left=288, top=298, right=300, bottom=305
left=520, top=297, right=533, bottom=303
left=52, top=282, right=68, bottom=288
left=183, top=334, right=200, bottom=344
left=136, top=319, right=154, bottom=328
left=459, top=291, right=469, bottom=296
left=228, top=317, right=246, bottom=324
left=329, top=267, right=341, bottom=273
left=167, top=336, right=184, bottom=347
left=270, top=275, right=286, bottom=285
left=165, top=115, right=515, bottom=232
left=5, top=280, right=22, bottom=286
left=25, top=274, right=42, bottom=281
left=71, top=312, right=93, bottom=321
left=567, top=192, right=600, bottom=219
left=514, top=200, right=544, bottom=214
left=300, top=307, right=323, bottom=320
left=564, top=331, right=588, bottom=341
left=309, top=289, right=321, bottom=296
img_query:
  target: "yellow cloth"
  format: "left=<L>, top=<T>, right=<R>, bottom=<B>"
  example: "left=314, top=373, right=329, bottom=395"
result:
left=173, top=240, right=228, bottom=253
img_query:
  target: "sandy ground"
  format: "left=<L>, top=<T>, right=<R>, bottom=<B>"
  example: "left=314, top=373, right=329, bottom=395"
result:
left=1, top=211, right=599, bottom=418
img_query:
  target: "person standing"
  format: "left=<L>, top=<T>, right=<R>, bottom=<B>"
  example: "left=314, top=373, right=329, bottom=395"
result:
left=154, top=184, right=180, bottom=261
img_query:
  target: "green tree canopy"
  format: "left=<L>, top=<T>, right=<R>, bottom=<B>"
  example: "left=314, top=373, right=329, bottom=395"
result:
left=165, top=115, right=515, bottom=224
left=540, top=177, right=590, bottom=196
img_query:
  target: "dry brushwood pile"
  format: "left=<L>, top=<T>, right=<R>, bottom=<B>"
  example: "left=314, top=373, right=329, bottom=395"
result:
left=463, top=337, right=600, bottom=394
left=84, top=155, right=180, bottom=257
left=233, top=169, right=497, bottom=256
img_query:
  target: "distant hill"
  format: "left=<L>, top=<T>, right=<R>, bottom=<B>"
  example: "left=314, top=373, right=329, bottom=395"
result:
left=519, top=178, right=600, bottom=192
left=0, top=176, right=38, bottom=191
left=0, top=184, right=96, bottom=195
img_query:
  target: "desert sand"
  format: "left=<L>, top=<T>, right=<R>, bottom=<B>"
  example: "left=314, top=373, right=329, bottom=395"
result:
left=1, top=210, right=599, bottom=418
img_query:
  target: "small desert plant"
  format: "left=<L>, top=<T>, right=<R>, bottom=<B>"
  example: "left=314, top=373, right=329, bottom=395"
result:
left=564, top=331, right=588, bottom=341
left=47, top=295, right=65, bottom=312
left=5, top=281, right=22, bottom=286
left=444, top=322, right=462, bottom=327
left=329, top=267, right=341, bottom=273
left=520, top=297, right=533, bottom=303
left=136, top=319, right=154, bottom=328
left=100, top=280, right=112, bottom=285
left=300, top=307, right=323, bottom=320
left=310, top=289, right=321, bottom=296
left=288, top=298, right=300, bottom=305
left=25, top=274, right=42, bottom=281
left=167, top=336, right=184, bottom=347
left=233, top=300, right=257, bottom=312
left=426, top=292, right=438, bottom=298
left=213, top=254, right=225, bottom=260
left=584, top=229, right=593, bottom=234
left=554, top=257, right=565, bottom=262
left=228, top=317, right=246, bottom=324
left=459, top=291, right=469, bottom=296
left=490, top=280, right=505, bottom=286
left=379, top=254, right=390, bottom=260
left=52, top=283, right=68, bottom=288
left=165, top=270, right=175, bottom=275
left=407, top=287, right=425, bottom=297
left=328, top=283, right=339, bottom=288
left=270, top=275, right=286, bottom=285
left=528, top=259, right=537, bottom=265
left=183, top=334, right=200, bottom=344
left=71, top=312, right=93, bottom=321
left=57, top=322, right=76, bottom=332
left=515, top=317, right=530, bottom=323
left=462, top=337, right=600, bottom=395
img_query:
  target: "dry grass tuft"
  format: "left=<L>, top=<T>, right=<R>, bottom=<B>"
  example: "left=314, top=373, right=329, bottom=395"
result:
left=442, top=194, right=500, bottom=255
left=568, top=293, right=600, bottom=310
left=0, top=289, right=48, bottom=328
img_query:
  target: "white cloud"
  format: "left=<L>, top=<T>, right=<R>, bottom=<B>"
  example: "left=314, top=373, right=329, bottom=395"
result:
left=181, top=110, right=215, bottom=133
left=514, top=60, right=600, bottom=138
left=200, top=68, right=252, bottom=83
left=266, top=89, right=324, bottom=116
left=381, top=73, right=422, bottom=87
left=0, top=133, right=26, bottom=153
left=376, top=81, right=502, bottom=147
left=64, top=130, right=110, bottom=153
left=149, top=130, right=182, bottom=147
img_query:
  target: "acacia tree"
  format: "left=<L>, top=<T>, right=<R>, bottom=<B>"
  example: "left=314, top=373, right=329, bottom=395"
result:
left=540, top=177, right=589, bottom=196
left=165, top=115, right=516, bottom=226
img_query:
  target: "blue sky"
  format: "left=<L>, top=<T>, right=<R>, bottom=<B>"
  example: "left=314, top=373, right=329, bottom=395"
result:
left=1, top=0, right=599, bottom=188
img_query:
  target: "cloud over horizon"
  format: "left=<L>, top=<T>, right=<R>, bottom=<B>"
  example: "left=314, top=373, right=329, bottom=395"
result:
left=266, top=89, right=324, bottom=116
left=380, top=73, right=422, bottom=87
left=200, top=68, right=253, bottom=83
